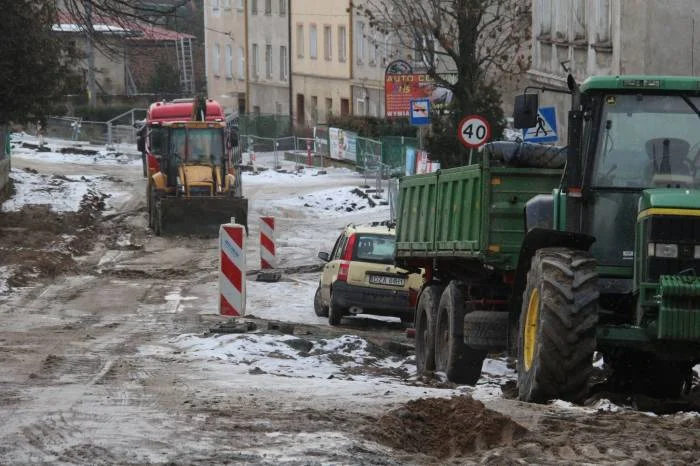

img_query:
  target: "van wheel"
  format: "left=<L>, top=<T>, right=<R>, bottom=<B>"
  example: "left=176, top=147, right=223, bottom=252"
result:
left=435, top=281, right=486, bottom=385
left=415, top=285, right=443, bottom=375
left=328, top=293, right=344, bottom=326
left=314, top=286, right=328, bottom=317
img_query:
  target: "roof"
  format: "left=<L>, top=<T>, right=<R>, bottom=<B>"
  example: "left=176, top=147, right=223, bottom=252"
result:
left=581, top=75, right=700, bottom=93
left=54, top=11, right=194, bottom=41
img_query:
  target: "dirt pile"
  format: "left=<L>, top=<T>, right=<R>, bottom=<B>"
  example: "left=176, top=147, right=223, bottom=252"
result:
left=364, top=395, right=527, bottom=459
left=0, top=189, right=107, bottom=287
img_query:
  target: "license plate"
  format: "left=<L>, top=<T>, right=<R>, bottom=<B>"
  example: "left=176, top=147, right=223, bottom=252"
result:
left=369, top=275, right=406, bottom=287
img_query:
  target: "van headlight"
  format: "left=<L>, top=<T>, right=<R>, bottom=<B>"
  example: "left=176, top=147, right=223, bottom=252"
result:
left=648, top=243, right=679, bottom=258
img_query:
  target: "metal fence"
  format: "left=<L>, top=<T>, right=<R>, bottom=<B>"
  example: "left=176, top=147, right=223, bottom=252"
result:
left=380, top=135, right=418, bottom=174
left=44, top=108, right=146, bottom=146
left=239, top=114, right=293, bottom=139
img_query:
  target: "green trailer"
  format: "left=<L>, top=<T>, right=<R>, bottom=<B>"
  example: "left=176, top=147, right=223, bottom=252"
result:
left=397, top=75, right=700, bottom=403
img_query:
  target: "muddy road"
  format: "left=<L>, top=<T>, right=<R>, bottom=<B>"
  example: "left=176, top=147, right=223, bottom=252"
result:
left=0, top=143, right=699, bottom=465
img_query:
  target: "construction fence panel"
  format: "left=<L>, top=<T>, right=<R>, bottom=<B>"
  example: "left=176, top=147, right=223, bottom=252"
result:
left=239, top=114, right=293, bottom=139
left=355, top=136, right=382, bottom=171
left=380, top=135, right=419, bottom=174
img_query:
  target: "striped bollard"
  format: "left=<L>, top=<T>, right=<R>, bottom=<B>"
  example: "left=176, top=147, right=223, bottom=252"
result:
left=257, top=216, right=281, bottom=282
left=219, top=219, right=246, bottom=316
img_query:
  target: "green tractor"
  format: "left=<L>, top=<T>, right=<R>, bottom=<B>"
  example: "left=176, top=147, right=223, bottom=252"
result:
left=512, top=75, right=700, bottom=401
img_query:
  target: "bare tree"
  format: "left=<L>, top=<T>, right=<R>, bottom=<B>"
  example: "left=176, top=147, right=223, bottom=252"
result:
left=57, top=0, right=190, bottom=56
left=353, top=0, right=531, bottom=166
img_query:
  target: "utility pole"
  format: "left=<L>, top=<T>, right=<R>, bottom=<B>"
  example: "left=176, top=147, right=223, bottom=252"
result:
left=86, top=2, right=97, bottom=108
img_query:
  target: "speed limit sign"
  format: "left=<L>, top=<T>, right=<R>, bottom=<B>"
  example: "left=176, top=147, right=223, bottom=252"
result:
left=457, top=115, right=491, bottom=149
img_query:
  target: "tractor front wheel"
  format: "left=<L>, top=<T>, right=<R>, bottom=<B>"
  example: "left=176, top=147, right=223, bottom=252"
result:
left=518, top=248, right=599, bottom=403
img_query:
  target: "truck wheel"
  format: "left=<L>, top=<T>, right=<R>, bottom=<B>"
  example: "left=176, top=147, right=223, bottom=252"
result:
left=328, top=293, right=344, bottom=326
left=314, top=286, right=328, bottom=317
left=148, top=187, right=156, bottom=229
left=154, top=200, right=163, bottom=236
left=415, top=285, right=443, bottom=375
left=435, top=282, right=487, bottom=385
left=518, top=248, right=599, bottom=403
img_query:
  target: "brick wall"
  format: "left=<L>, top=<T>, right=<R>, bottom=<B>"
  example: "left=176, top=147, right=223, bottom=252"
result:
left=127, top=41, right=206, bottom=95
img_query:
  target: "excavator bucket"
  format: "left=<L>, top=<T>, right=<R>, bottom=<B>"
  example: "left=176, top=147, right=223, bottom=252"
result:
left=155, top=196, right=248, bottom=237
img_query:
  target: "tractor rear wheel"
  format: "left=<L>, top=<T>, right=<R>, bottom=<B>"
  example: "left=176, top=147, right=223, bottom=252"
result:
left=415, top=285, right=443, bottom=375
left=435, top=281, right=487, bottom=385
left=518, top=248, right=599, bottom=403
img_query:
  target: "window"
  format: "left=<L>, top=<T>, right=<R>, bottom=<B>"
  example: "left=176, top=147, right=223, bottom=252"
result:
left=265, top=44, right=273, bottom=78
left=275, top=102, right=282, bottom=114
left=338, top=26, right=346, bottom=62
left=237, top=46, right=245, bottom=78
left=280, top=45, right=288, bottom=80
left=225, top=44, right=233, bottom=78
left=355, top=21, right=365, bottom=63
left=296, top=24, right=304, bottom=58
left=223, top=0, right=231, bottom=10
left=325, top=98, right=332, bottom=118
left=594, top=0, right=611, bottom=45
left=356, top=98, right=366, bottom=116
left=212, top=43, right=221, bottom=75
left=309, top=24, right=318, bottom=59
left=252, top=43, right=259, bottom=77
left=324, top=25, right=332, bottom=60
left=311, top=96, right=318, bottom=123
left=236, top=0, right=243, bottom=11
left=265, top=0, right=271, bottom=15
left=279, top=0, right=286, bottom=16
left=368, top=31, right=377, bottom=65
left=251, top=0, right=258, bottom=14
left=212, top=0, right=220, bottom=12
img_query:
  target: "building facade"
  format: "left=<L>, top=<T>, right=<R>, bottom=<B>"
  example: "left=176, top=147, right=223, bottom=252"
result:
left=248, top=0, right=291, bottom=115
left=291, top=0, right=352, bottom=126
left=349, top=0, right=394, bottom=118
left=528, top=0, right=700, bottom=140
left=204, top=0, right=247, bottom=115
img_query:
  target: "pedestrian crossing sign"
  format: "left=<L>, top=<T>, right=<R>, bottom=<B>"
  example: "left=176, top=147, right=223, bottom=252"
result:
left=522, top=106, right=558, bottom=143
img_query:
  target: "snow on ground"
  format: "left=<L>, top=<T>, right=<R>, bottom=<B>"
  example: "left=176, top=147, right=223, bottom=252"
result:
left=3, top=134, right=699, bottom=421
left=2, top=170, right=98, bottom=212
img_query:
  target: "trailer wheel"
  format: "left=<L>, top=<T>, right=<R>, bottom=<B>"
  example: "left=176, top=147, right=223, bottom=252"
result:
left=435, top=282, right=487, bottom=385
left=415, top=285, right=443, bottom=375
left=314, top=286, right=329, bottom=317
left=518, top=248, right=599, bottom=403
left=328, top=292, right=344, bottom=326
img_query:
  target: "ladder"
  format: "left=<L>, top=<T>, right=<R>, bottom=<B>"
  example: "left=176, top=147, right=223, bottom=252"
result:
left=176, top=37, right=195, bottom=96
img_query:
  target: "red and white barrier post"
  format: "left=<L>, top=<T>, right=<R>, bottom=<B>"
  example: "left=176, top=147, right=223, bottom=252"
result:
left=219, top=219, right=246, bottom=316
left=259, top=216, right=276, bottom=269
left=257, top=216, right=281, bottom=282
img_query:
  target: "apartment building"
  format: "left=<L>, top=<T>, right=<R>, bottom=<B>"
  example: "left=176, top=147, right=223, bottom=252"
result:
left=291, top=0, right=352, bottom=126
left=349, top=0, right=397, bottom=118
left=204, top=0, right=247, bottom=115
left=248, top=0, right=291, bottom=114
left=528, top=0, right=700, bottom=138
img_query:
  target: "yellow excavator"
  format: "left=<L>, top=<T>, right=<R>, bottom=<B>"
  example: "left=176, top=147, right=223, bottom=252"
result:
left=143, top=96, right=248, bottom=235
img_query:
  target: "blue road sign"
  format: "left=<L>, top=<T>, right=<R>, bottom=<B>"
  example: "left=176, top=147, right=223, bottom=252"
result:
left=523, top=106, right=558, bottom=143
left=409, top=98, right=430, bottom=126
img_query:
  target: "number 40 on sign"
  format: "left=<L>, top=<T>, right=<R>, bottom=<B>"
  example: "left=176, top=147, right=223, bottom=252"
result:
left=457, top=114, right=491, bottom=149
